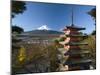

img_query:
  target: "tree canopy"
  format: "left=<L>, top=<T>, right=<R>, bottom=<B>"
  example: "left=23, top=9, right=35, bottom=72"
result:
left=12, top=26, right=24, bottom=34
left=88, top=8, right=96, bottom=35
left=12, top=1, right=27, bottom=18
left=91, top=30, right=96, bottom=35
left=88, top=8, right=96, bottom=22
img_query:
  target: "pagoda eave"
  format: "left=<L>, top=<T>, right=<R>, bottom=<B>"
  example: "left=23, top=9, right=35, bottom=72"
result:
left=64, top=59, right=92, bottom=66
left=65, top=34, right=88, bottom=37
left=66, top=25, right=86, bottom=30
left=65, top=42, right=88, bottom=46
left=64, top=50, right=90, bottom=56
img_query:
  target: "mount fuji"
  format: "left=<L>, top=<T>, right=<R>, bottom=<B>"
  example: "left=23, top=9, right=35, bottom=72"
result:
left=21, top=25, right=63, bottom=35
left=37, top=25, right=50, bottom=30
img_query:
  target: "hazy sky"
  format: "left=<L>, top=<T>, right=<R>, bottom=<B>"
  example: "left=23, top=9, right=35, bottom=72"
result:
left=12, top=2, right=96, bottom=34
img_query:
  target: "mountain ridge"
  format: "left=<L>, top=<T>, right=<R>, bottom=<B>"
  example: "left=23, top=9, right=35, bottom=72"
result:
left=21, top=30, right=64, bottom=35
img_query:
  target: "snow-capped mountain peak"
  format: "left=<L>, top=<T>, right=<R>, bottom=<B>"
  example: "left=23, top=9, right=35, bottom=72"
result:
left=37, top=25, right=50, bottom=30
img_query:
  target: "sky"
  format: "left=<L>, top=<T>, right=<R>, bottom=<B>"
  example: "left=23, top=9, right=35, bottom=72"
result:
left=12, top=1, right=96, bottom=34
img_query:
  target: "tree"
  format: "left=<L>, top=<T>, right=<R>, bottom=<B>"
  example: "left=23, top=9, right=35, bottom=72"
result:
left=88, top=8, right=96, bottom=25
left=91, top=30, right=96, bottom=35
left=18, top=46, right=26, bottom=63
left=88, top=8, right=96, bottom=20
left=12, top=1, right=27, bottom=18
left=88, top=8, right=96, bottom=35
left=12, top=26, right=24, bottom=34
left=82, top=35, right=96, bottom=69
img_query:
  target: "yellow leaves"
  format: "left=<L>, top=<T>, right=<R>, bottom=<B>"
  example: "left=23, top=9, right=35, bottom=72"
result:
left=18, top=46, right=26, bottom=62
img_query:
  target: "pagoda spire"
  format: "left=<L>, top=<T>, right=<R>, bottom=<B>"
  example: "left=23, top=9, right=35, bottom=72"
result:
left=71, top=8, right=74, bottom=26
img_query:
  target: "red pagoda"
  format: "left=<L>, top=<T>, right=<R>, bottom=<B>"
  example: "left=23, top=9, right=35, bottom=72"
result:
left=57, top=10, right=92, bottom=71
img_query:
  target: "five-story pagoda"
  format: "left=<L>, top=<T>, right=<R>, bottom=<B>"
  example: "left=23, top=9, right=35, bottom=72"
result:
left=56, top=9, right=92, bottom=71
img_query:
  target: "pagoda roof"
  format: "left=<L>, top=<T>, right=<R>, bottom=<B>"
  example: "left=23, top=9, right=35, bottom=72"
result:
left=58, top=46, right=88, bottom=51
left=57, top=48, right=90, bottom=55
left=64, top=59, right=92, bottom=65
left=66, top=25, right=85, bottom=30
left=64, top=50, right=90, bottom=56
left=59, top=41, right=88, bottom=46
left=65, top=42, right=88, bottom=46
left=65, top=34, right=88, bottom=37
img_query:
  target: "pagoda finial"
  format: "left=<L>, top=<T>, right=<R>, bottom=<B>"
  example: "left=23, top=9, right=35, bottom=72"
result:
left=71, top=7, right=74, bottom=26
